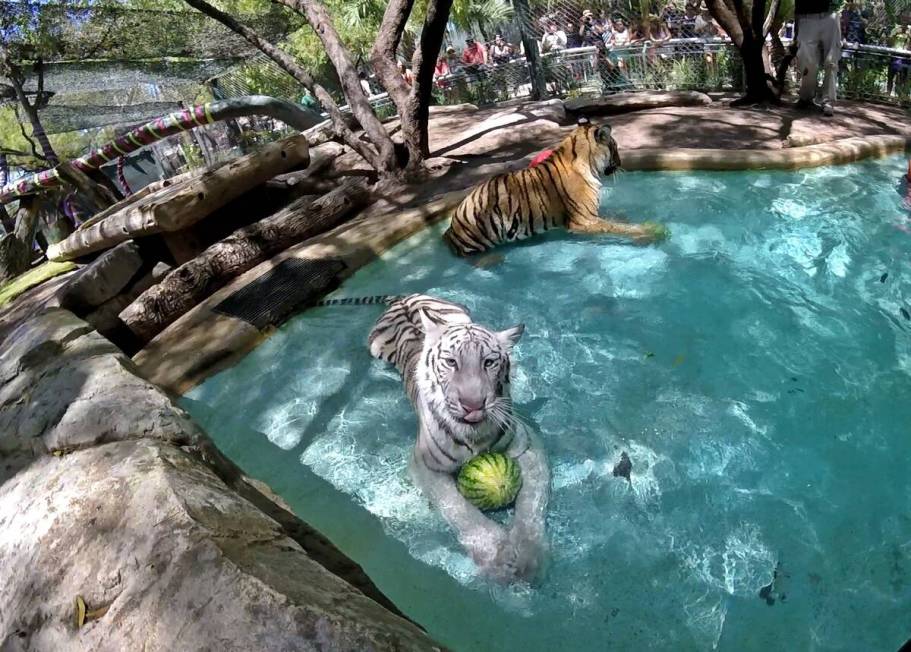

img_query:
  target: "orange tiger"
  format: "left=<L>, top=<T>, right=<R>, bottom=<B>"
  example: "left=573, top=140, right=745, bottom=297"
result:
left=443, top=120, right=667, bottom=256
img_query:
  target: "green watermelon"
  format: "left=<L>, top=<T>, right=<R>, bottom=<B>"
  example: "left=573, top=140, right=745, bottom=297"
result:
left=457, top=452, right=522, bottom=511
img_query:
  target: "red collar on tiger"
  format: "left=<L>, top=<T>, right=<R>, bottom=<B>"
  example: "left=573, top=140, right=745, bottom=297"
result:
left=529, top=149, right=554, bottom=167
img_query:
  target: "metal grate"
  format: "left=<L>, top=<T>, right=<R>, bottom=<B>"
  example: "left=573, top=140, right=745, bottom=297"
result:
left=214, top=257, right=347, bottom=330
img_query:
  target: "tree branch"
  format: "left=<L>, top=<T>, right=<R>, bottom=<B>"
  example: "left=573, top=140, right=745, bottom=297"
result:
left=705, top=0, right=745, bottom=47
left=763, top=0, right=782, bottom=37
left=13, top=105, right=46, bottom=163
left=370, top=0, right=415, bottom=113
left=181, top=0, right=387, bottom=172
left=408, top=0, right=454, bottom=158
left=271, top=0, right=399, bottom=173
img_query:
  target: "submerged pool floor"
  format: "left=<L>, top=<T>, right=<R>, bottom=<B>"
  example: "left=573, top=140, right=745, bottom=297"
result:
left=184, top=155, right=911, bottom=651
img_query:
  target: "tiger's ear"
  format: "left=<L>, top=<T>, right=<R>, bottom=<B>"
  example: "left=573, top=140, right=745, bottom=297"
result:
left=577, top=116, right=590, bottom=127
left=496, top=323, right=524, bottom=350
left=594, top=124, right=612, bottom=142
left=419, top=310, right=445, bottom=344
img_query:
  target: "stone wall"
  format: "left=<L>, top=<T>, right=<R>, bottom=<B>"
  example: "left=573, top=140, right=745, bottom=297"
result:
left=0, top=309, right=442, bottom=651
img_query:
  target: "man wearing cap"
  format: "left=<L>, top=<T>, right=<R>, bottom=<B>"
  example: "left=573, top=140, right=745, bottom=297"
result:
left=794, top=0, right=841, bottom=116
left=461, top=37, right=487, bottom=66
left=578, top=9, right=602, bottom=46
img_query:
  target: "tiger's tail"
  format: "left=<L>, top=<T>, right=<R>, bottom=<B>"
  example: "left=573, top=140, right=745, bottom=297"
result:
left=314, top=295, right=403, bottom=307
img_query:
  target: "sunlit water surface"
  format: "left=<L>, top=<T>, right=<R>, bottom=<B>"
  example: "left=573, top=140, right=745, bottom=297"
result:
left=184, top=155, right=911, bottom=650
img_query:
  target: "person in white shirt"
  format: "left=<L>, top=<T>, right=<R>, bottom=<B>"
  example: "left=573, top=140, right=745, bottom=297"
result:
left=607, top=17, right=631, bottom=47
left=539, top=22, right=567, bottom=53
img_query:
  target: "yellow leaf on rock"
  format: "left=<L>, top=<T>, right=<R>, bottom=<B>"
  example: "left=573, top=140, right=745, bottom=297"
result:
left=74, top=596, right=86, bottom=629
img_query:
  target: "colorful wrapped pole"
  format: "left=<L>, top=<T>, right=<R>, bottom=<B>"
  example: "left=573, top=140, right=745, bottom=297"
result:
left=0, top=96, right=323, bottom=205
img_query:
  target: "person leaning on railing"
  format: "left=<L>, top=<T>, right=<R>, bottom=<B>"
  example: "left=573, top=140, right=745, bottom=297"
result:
left=490, top=35, right=514, bottom=65
left=887, top=24, right=911, bottom=96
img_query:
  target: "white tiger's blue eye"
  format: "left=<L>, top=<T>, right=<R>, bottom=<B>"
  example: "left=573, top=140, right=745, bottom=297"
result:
left=442, top=357, right=457, bottom=368
left=483, top=358, right=497, bottom=369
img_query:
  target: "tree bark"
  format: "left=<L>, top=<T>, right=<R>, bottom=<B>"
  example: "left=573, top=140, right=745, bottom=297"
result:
left=371, top=0, right=454, bottom=167
left=4, top=61, right=59, bottom=166
left=181, top=0, right=394, bottom=173
left=0, top=197, right=40, bottom=283
left=272, top=0, right=400, bottom=173
left=407, top=0, right=454, bottom=161
left=119, top=178, right=370, bottom=342
left=0, top=154, right=13, bottom=233
left=371, top=0, right=414, bottom=111
left=706, top=0, right=777, bottom=103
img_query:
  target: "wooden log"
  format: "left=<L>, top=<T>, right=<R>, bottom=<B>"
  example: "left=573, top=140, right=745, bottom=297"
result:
left=75, top=160, right=236, bottom=233
left=47, top=135, right=310, bottom=262
left=119, top=178, right=370, bottom=342
left=265, top=142, right=344, bottom=191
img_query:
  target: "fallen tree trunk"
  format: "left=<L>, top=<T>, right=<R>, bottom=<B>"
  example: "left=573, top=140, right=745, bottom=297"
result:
left=47, top=135, right=310, bottom=262
left=119, top=178, right=370, bottom=342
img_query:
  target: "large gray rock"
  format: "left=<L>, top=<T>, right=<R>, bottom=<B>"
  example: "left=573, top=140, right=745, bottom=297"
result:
left=0, top=308, right=443, bottom=650
left=0, top=309, right=201, bottom=474
left=0, top=439, right=440, bottom=652
left=565, top=91, right=712, bottom=115
left=56, top=241, right=144, bottom=312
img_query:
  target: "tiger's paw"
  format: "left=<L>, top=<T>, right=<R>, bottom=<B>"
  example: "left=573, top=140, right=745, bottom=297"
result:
left=639, top=221, right=671, bottom=243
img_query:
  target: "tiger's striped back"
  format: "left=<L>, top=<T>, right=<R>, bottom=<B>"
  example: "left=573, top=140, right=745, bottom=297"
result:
left=367, top=294, right=471, bottom=373
left=443, top=122, right=619, bottom=256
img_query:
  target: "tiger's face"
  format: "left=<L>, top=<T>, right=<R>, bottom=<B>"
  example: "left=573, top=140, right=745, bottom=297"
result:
left=419, top=312, right=524, bottom=429
left=561, top=122, right=621, bottom=178
left=587, top=123, right=621, bottom=177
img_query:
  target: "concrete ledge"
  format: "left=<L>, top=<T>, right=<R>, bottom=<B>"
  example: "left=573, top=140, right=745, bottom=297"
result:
left=623, top=135, right=911, bottom=171
left=566, top=91, right=713, bottom=115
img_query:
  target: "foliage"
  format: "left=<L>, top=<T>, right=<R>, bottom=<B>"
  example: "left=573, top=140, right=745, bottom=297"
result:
left=0, top=106, right=97, bottom=168
left=840, top=60, right=887, bottom=99
left=450, top=0, right=513, bottom=37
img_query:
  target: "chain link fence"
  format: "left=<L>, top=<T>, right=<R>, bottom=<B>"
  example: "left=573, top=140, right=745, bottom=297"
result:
left=423, top=0, right=911, bottom=106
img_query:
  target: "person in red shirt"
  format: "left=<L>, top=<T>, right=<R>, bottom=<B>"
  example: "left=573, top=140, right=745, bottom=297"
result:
left=434, top=56, right=450, bottom=78
left=461, top=37, right=487, bottom=66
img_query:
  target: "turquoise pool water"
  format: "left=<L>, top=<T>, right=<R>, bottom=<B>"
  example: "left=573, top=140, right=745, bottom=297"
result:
left=183, top=155, right=911, bottom=651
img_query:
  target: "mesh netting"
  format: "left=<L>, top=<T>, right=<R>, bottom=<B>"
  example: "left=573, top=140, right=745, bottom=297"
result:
left=1, top=1, right=306, bottom=133
left=19, top=58, right=239, bottom=95
left=0, top=1, right=304, bottom=61
left=39, top=101, right=183, bottom=134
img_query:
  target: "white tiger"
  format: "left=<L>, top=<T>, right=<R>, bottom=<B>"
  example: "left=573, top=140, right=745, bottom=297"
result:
left=368, top=294, right=550, bottom=582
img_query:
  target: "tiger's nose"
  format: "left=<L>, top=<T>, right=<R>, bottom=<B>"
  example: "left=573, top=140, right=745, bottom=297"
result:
left=460, top=397, right=485, bottom=413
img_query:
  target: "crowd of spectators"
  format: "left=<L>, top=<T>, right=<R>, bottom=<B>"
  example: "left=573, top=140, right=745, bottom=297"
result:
left=349, top=0, right=911, bottom=102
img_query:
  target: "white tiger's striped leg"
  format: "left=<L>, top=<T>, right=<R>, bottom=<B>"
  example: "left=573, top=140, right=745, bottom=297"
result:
left=507, top=429, right=550, bottom=580
left=409, top=451, right=511, bottom=571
